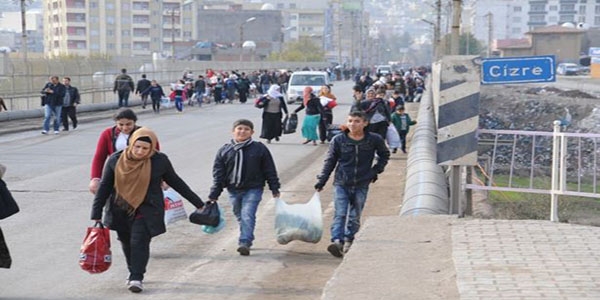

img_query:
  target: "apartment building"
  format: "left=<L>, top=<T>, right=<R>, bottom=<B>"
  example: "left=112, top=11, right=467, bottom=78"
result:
left=43, top=0, right=182, bottom=58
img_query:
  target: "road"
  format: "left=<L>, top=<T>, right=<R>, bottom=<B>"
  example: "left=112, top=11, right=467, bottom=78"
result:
left=0, top=81, right=390, bottom=299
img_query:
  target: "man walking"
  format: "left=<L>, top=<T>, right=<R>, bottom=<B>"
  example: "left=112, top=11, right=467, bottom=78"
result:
left=40, top=76, right=66, bottom=135
left=194, top=75, right=206, bottom=107
left=314, top=111, right=390, bottom=257
left=61, top=77, right=80, bottom=131
left=208, top=119, right=281, bottom=256
left=114, top=68, right=134, bottom=107
left=135, top=74, right=151, bottom=109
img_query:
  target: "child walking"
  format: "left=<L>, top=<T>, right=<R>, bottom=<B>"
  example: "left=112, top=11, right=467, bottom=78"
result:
left=390, top=106, right=416, bottom=154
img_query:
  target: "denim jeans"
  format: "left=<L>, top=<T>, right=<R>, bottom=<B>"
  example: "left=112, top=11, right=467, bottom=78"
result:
left=330, top=185, right=369, bottom=243
left=227, top=187, right=263, bottom=247
left=118, top=90, right=130, bottom=107
left=43, top=105, right=62, bottom=132
left=175, top=95, right=183, bottom=112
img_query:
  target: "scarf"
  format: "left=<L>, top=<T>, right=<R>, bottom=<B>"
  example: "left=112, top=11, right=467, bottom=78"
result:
left=229, top=138, right=254, bottom=188
left=114, top=127, right=158, bottom=214
left=303, top=86, right=313, bottom=106
left=267, top=84, right=283, bottom=99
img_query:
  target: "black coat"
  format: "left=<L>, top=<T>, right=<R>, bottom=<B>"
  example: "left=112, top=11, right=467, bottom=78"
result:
left=209, top=141, right=280, bottom=200
left=316, top=132, right=390, bottom=188
left=91, top=151, right=204, bottom=237
left=63, top=85, right=80, bottom=107
left=41, top=82, right=66, bottom=107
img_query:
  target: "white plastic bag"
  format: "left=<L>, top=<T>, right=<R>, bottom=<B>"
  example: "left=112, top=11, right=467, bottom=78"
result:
left=163, top=188, right=187, bottom=225
left=274, top=193, right=323, bottom=245
left=386, top=124, right=401, bottom=148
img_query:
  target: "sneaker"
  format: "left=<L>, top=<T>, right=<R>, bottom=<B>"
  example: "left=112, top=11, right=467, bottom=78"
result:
left=54, top=131, right=60, bottom=135
left=72, top=126, right=77, bottom=131
left=237, top=245, right=250, bottom=256
left=343, top=241, right=353, bottom=253
left=128, top=280, right=143, bottom=293
left=62, top=128, right=68, bottom=131
left=41, top=130, right=48, bottom=134
left=327, top=240, right=344, bottom=258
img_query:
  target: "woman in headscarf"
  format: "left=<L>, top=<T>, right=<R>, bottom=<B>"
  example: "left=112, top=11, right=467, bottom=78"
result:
left=90, top=127, right=204, bottom=294
left=259, top=84, right=288, bottom=144
left=292, top=86, right=323, bottom=145
left=317, top=84, right=337, bottom=144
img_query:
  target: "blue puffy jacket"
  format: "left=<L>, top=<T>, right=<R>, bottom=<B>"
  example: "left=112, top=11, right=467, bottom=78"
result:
left=317, top=131, right=390, bottom=187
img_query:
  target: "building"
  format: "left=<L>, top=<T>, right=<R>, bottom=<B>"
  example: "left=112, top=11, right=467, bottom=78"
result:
left=496, top=25, right=584, bottom=63
left=43, top=0, right=183, bottom=58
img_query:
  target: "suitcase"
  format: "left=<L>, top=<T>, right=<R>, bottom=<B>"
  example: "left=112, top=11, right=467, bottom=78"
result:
left=327, top=124, right=342, bottom=141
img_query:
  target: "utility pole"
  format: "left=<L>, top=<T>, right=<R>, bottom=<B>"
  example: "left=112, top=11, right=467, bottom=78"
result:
left=171, top=10, right=176, bottom=62
left=450, top=0, right=461, bottom=55
left=435, top=0, right=442, bottom=59
left=350, top=11, right=355, bottom=69
left=485, top=12, right=493, bottom=57
left=20, top=0, right=28, bottom=62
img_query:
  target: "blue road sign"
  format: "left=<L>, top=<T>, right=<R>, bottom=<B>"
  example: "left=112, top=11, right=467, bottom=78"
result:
left=589, top=47, right=600, bottom=57
left=481, top=55, right=555, bottom=85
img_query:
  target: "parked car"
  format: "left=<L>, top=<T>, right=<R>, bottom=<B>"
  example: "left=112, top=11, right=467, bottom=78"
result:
left=556, top=63, right=580, bottom=75
left=376, top=65, right=392, bottom=75
left=286, top=71, right=331, bottom=104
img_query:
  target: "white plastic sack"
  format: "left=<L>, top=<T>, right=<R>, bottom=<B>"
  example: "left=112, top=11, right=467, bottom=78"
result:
left=386, top=124, right=401, bottom=148
left=319, top=96, right=332, bottom=107
left=164, top=188, right=187, bottom=225
left=274, top=193, right=323, bottom=245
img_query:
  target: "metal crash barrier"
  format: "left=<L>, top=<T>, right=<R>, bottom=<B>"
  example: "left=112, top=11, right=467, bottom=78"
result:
left=400, top=84, right=449, bottom=216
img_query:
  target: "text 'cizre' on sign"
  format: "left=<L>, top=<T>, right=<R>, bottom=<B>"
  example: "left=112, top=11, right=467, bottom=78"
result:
left=481, top=55, right=556, bottom=85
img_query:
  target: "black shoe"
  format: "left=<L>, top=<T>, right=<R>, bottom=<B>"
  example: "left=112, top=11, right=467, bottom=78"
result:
left=327, top=241, right=344, bottom=258
left=237, top=245, right=250, bottom=256
left=392, top=148, right=397, bottom=153
left=267, top=139, right=272, bottom=144
left=402, top=149, right=407, bottom=154
left=275, top=137, right=279, bottom=142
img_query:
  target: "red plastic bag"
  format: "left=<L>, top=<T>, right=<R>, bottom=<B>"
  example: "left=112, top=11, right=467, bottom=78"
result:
left=326, top=100, right=338, bottom=109
left=79, top=222, right=112, bottom=274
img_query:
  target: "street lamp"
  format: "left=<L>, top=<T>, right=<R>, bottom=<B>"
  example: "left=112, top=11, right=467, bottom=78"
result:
left=240, top=17, right=256, bottom=61
left=421, top=18, right=439, bottom=60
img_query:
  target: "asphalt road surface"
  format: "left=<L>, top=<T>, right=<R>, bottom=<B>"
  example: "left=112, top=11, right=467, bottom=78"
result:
left=0, top=81, right=375, bottom=299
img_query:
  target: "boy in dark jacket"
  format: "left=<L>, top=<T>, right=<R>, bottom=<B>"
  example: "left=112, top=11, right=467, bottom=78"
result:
left=209, top=119, right=281, bottom=256
left=315, top=111, right=390, bottom=257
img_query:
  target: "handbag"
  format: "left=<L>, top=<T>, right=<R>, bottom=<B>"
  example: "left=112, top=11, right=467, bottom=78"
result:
left=189, top=201, right=220, bottom=227
left=0, top=178, right=19, bottom=220
left=326, top=99, right=338, bottom=109
left=254, top=96, right=269, bottom=109
left=79, top=221, right=112, bottom=274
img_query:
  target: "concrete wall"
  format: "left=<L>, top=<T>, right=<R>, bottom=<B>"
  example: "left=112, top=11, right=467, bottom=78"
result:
left=532, top=33, right=583, bottom=63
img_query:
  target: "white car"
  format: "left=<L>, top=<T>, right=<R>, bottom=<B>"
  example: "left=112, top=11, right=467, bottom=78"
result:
left=286, top=71, right=331, bottom=104
left=556, top=63, right=580, bottom=76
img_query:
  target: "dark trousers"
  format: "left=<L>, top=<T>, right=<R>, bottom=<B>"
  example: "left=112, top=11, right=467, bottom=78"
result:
left=61, top=106, right=77, bottom=130
left=367, top=121, right=388, bottom=139
left=399, top=130, right=408, bottom=151
left=116, top=218, right=151, bottom=281
left=318, top=112, right=333, bottom=142
left=239, top=89, right=248, bottom=103
left=118, top=90, right=130, bottom=107
left=141, top=94, right=149, bottom=108
left=151, top=97, right=161, bottom=113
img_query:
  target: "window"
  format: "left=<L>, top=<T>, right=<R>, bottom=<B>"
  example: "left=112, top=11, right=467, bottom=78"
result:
left=531, top=4, right=545, bottom=11
left=579, top=15, right=586, bottom=22
left=107, top=43, right=114, bottom=49
left=122, top=30, right=130, bottom=36
left=514, top=6, right=522, bottom=12
left=549, top=5, right=558, bottom=11
left=90, top=29, right=99, bottom=36
left=106, top=3, right=114, bottom=10
left=107, top=16, right=114, bottom=24
left=90, top=43, right=99, bottom=49
left=289, top=3, right=296, bottom=9
left=530, top=15, right=545, bottom=22
left=107, top=30, right=114, bottom=36
left=560, top=15, right=575, bottom=22
left=122, top=17, right=130, bottom=24
left=90, top=2, right=97, bottom=8
left=183, top=31, right=191, bottom=37
left=596, top=5, right=600, bottom=13
left=122, top=43, right=130, bottom=49
left=277, top=3, right=284, bottom=9
left=560, top=4, right=575, bottom=11
left=122, top=3, right=130, bottom=10
left=513, top=17, right=521, bottom=22
left=90, top=16, right=98, bottom=23
left=580, top=5, right=587, bottom=13
left=511, top=27, right=521, bottom=34
left=549, top=16, right=558, bottom=22
left=183, top=18, right=192, bottom=25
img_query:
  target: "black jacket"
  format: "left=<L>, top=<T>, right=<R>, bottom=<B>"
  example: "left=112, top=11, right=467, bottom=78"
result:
left=135, top=78, right=151, bottom=94
left=63, top=85, right=80, bottom=107
left=316, top=132, right=390, bottom=187
left=91, top=151, right=204, bottom=237
left=41, top=82, right=66, bottom=107
left=209, top=141, right=280, bottom=199
left=294, top=95, right=323, bottom=115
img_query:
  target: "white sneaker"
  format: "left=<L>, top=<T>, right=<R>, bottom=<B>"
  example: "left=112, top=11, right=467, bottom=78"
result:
left=127, top=280, right=143, bottom=293
left=54, top=131, right=59, bottom=135
left=41, top=130, right=48, bottom=134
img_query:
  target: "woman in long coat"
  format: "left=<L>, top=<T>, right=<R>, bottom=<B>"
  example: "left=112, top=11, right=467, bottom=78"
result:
left=91, top=127, right=204, bottom=293
left=292, top=86, right=323, bottom=145
left=260, top=84, right=288, bottom=143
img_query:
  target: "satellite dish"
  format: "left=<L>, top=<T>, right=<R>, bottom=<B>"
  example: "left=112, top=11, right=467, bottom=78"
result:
left=577, top=22, right=590, bottom=30
left=261, top=3, right=275, bottom=10
left=561, top=22, right=575, bottom=28
left=0, top=46, right=11, bottom=53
